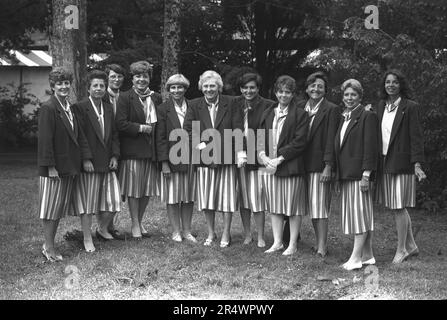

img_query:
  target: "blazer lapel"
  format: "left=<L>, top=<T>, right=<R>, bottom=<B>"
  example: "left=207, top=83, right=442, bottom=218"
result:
left=277, top=107, right=294, bottom=148
left=86, top=100, right=106, bottom=146
left=308, top=99, right=329, bottom=139
left=103, top=103, right=113, bottom=144
left=388, top=99, right=407, bottom=148
left=340, top=105, right=363, bottom=149
left=130, top=90, right=147, bottom=123
left=214, top=96, right=228, bottom=129
left=167, top=100, right=182, bottom=129
left=198, top=98, right=213, bottom=129
left=53, top=96, right=78, bottom=146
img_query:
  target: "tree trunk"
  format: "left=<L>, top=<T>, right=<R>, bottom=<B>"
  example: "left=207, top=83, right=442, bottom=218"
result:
left=161, top=0, right=181, bottom=101
left=50, top=0, right=88, bottom=103
left=254, top=1, right=268, bottom=96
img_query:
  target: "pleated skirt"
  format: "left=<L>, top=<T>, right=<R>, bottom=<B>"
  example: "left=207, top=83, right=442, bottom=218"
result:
left=375, top=173, right=416, bottom=209
left=238, top=167, right=265, bottom=212
left=261, top=172, right=307, bottom=216
left=160, top=166, right=196, bottom=205
left=119, top=159, right=160, bottom=198
left=196, top=165, right=238, bottom=213
left=307, top=172, right=332, bottom=219
left=38, top=176, right=75, bottom=220
left=72, top=172, right=121, bottom=215
left=340, top=180, right=374, bottom=235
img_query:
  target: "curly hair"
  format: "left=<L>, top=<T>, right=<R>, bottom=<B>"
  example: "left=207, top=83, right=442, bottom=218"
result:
left=86, top=70, right=108, bottom=88
left=274, top=75, right=296, bottom=93
left=48, top=67, right=73, bottom=88
left=305, top=71, right=328, bottom=94
left=198, top=70, right=223, bottom=92
left=238, top=72, right=262, bottom=88
left=380, top=69, right=412, bottom=100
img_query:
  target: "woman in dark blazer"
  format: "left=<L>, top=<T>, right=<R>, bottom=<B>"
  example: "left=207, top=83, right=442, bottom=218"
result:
left=156, top=74, right=197, bottom=243
left=38, top=67, right=92, bottom=261
left=116, top=61, right=162, bottom=239
left=72, top=70, right=121, bottom=252
left=234, top=72, right=275, bottom=248
left=300, top=71, right=340, bottom=258
left=183, top=70, right=241, bottom=247
left=375, top=69, right=426, bottom=263
left=334, top=79, right=378, bottom=270
left=258, top=75, right=309, bottom=256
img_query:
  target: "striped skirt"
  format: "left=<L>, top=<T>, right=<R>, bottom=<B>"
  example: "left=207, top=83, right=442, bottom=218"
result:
left=72, top=172, right=121, bottom=215
left=196, top=165, right=238, bottom=212
left=38, top=176, right=75, bottom=220
left=375, top=173, right=416, bottom=209
left=260, top=171, right=307, bottom=216
left=119, top=159, right=160, bottom=198
left=340, top=180, right=374, bottom=235
left=160, top=166, right=196, bottom=205
left=238, top=167, right=265, bottom=213
left=307, top=172, right=332, bottom=219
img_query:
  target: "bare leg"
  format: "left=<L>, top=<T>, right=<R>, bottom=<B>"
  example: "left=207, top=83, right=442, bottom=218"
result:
left=253, top=211, right=265, bottom=247
left=138, top=196, right=150, bottom=234
left=317, top=218, right=329, bottom=255
left=405, top=209, right=418, bottom=253
left=393, top=209, right=409, bottom=262
left=221, top=212, right=232, bottom=245
left=240, top=208, right=252, bottom=244
left=283, top=215, right=302, bottom=255
left=181, top=202, right=195, bottom=236
left=361, top=231, right=374, bottom=261
left=42, top=219, right=59, bottom=257
left=265, top=214, right=284, bottom=253
left=97, top=212, right=114, bottom=239
left=128, top=197, right=141, bottom=237
left=80, top=214, right=95, bottom=252
left=343, top=233, right=367, bottom=269
left=311, top=218, right=319, bottom=251
left=167, top=203, right=181, bottom=239
left=204, top=209, right=216, bottom=240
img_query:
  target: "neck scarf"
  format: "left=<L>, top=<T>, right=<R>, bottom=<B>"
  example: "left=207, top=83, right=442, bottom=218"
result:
left=107, top=87, right=119, bottom=116
left=385, top=97, right=401, bottom=113
left=342, top=103, right=361, bottom=122
left=55, top=95, right=74, bottom=129
left=133, top=86, right=157, bottom=124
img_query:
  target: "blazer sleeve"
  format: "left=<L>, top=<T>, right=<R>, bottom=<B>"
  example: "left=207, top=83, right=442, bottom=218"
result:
left=408, top=102, right=425, bottom=164
left=116, top=94, right=140, bottom=137
left=183, top=101, right=196, bottom=140
left=277, top=110, right=309, bottom=160
left=111, top=112, right=120, bottom=159
left=37, top=103, right=56, bottom=167
left=362, top=111, right=378, bottom=171
left=323, top=105, right=341, bottom=166
left=155, top=104, right=169, bottom=162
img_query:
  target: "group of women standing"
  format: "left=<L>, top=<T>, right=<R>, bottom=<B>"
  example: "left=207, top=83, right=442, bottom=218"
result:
left=37, top=62, right=426, bottom=270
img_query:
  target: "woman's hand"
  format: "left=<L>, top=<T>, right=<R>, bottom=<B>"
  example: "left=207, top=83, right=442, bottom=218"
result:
left=162, top=161, right=171, bottom=179
left=414, top=163, right=427, bottom=182
left=48, top=166, right=59, bottom=179
left=109, top=157, right=118, bottom=170
left=333, top=181, right=340, bottom=195
left=320, top=165, right=332, bottom=183
left=360, top=175, right=370, bottom=192
left=269, top=156, right=284, bottom=168
left=140, top=124, right=153, bottom=134
left=83, top=160, right=94, bottom=173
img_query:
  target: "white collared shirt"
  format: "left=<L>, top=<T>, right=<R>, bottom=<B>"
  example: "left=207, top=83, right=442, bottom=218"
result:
left=272, top=104, right=289, bottom=157
left=305, top=98, right=323, bottom=129
left=381, top=98, right=401, bottom=155
left=55, top=95, right=74, bottom=129
left=174, top=99, right=187, bottom=128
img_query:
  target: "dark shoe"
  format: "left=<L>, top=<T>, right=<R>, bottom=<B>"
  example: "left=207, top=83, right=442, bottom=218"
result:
left=96, top=229, right=112, bottom=241
left=109, top=229, right=126, bottom=240
left=141, top=232, right=151, bottom=238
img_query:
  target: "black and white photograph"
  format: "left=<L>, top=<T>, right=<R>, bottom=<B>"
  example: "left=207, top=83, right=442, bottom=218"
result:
left=0, top=0, right=446, bottom=306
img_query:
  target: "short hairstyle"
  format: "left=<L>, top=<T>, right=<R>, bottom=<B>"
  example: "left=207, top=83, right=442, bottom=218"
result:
left=86, top=70, right=108, bottom=88
left=48, top=67, right=73, bottom=88
left=130, top=60, right=152, bottom=76
left=198, top=70, right=223, bottom=92
left=380, top=69, right=411, bottom=99
left=238, top=72, right=262, bottom=88
left=274, top=75, right=296, bottom=93
left=165, top=74, right=190, bottom=91
left=341, top=79, right=363, bottom=97
left=305, top=71, right=328, bottom=93
left=105, top=63, right=126, bottom=77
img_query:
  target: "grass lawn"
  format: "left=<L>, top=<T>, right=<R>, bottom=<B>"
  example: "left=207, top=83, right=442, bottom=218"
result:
left=0, top=154, right=446, bottom=300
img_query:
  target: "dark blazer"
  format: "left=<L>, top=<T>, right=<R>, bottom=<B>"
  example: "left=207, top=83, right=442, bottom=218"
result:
left=183, top=94, right=242, bottom=167
left=37, top=95, right=92, bottom=177
left=72, top=98, right=120, bottom=172
left=258, top=101, right=309, bottom=177
left=376, top=98, right=424, bottom=174
left=233, top=95, right=276, bottom=170
left=298, top=98, right=341, bottom=173
left=334, top=106, right=378, bottom=181
left=115, top=89, right=162, bottom=160
left=156, top=98, right=191, bottom=172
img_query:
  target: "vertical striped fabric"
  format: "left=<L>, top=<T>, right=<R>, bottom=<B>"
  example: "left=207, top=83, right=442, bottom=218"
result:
left=307, top=172, right=331, bottom=219
left=196, top=165, right=238, bottom=212
left=72, top=172, right=121, bottom=215
left=38, top=176, right=75, bottom=220
left=160, top=166, right=196, bottom=204
left=119, top=159, right=160, bottom=198
left=238, top=167, right=265, bottom=213
left=261, top=172, right=307, bottom=216
left=340, top=180, right=374, bottom=235
left=375, top=173, right=416, bottom=209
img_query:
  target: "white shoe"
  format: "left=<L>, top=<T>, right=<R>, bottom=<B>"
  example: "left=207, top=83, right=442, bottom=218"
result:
left=362, top=257, right=376, bottom=265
